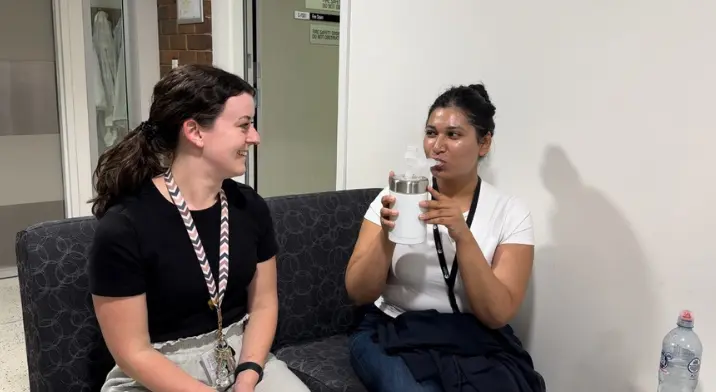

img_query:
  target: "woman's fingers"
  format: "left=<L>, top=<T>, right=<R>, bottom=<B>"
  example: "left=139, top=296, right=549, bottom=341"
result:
left=419, top=210, right=438, bottom=221
left=380, top=207, right=398, bottom=219
left=380, top=217, right=395, bottom=228
left=380, top=205, right=397, bottom=229
left=419, top=199, right=443, bottom=209
left=381, top=194, right=395, bottom=208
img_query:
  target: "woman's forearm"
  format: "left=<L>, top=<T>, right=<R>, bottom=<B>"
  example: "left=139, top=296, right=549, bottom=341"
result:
left=236, top=305, right=278, bottom=385
left=454, top=233, right=514, bottom=328
left=345, top=228, right=395, bottom=304
left=118, top=348, right=214, bottom=392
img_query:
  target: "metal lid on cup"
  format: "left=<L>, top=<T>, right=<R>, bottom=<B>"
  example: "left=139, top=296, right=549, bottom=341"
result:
left=389, top=174, right=429, bottom=194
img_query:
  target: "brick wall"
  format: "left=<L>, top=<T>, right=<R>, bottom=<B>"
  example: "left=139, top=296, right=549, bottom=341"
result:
left=157, top=0, right=212, bottom=77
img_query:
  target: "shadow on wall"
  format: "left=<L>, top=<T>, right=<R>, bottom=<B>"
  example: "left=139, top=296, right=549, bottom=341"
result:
left=478, top=157, right=498, bottom=186
left=511, top=145, right=658, bottom=392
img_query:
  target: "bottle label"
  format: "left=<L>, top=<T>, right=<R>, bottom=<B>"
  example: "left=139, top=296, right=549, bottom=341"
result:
left=688, top=357, right=701, bottom=374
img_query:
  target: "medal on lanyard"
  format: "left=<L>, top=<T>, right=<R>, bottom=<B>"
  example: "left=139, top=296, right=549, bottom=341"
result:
left=165, top=171, right=235, bottom=387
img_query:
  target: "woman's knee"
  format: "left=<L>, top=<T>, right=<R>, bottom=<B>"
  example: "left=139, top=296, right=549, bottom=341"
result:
left=348, top=330, right=431, bottom=392
left=254, top=355, right=309, bottom=392
left=101, top=366, right=149, bottom=392
left=348, top=330, right=377, bottom=373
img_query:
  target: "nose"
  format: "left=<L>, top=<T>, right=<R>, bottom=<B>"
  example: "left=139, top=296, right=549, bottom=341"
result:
left=247, top=125, right=260, bottom=145
left=431, top=135, right=446, bottom=153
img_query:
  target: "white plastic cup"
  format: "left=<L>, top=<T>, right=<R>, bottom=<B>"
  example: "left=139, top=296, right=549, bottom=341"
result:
left=388, top=174, right=430, bottom=245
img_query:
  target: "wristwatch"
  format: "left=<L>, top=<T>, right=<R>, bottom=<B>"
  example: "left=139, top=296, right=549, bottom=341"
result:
left=234, top=361, right=264, bottom=384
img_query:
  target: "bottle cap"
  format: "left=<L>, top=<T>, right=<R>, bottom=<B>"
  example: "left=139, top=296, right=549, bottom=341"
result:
left=677, top=309, right=695, bottom=328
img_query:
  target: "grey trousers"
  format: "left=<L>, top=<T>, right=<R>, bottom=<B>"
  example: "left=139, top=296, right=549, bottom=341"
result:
left=101, top=317, right=309, bottom=392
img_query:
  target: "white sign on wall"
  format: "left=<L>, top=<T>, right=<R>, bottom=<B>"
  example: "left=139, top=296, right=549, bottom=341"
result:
left=306, top=0, right=340, bottom=12
left=310, top=24, right=340, bottom=46
left=177, top=0, right=204, bottom=24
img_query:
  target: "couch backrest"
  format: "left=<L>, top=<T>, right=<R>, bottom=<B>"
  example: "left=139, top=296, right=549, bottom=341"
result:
left=266, top=188, right=381, bottom=349
left=15, top=217, right=112, bottom=392
left=15, top=188, right=380, bottom=392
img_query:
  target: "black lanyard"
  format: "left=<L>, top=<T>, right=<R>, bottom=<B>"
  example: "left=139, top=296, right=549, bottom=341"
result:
left=432, top=176, right=482, bottom=313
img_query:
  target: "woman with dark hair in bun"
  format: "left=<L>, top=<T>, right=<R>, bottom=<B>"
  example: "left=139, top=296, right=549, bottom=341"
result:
left=88, top=64, right=308, bottom=392
left=345, top=84, right=545, bottom=391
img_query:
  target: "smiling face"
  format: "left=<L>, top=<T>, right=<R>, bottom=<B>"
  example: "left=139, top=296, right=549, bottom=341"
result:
left=181, top=93, right=258, bottom=178
left=423, top=107, right=491, bottom=180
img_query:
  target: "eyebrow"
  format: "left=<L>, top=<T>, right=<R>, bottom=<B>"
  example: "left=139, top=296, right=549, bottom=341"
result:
left=237, top=115, right=253, bottom=122
left=425, top=125, right=463, bottom=131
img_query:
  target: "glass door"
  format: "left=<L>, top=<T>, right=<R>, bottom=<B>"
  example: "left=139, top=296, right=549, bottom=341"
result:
left=88, top=0, right=131, bottom=168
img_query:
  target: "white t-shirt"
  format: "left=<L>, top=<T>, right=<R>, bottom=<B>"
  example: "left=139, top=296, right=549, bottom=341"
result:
left=364, top=180, right=534, bottom=318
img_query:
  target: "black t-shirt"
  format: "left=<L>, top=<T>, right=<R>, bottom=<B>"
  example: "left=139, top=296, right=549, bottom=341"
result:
left=88, top=179, right=278, bottom=343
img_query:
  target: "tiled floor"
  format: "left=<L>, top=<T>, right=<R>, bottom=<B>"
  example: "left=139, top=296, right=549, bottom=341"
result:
left=0, top=277, right=29, bottom=391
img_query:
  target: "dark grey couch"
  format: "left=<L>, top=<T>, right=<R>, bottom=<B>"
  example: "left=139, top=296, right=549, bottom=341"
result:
left=15, top=188, right=381, bottom=392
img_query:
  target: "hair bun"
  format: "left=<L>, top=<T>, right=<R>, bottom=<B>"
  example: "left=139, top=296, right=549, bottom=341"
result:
left=468, top=84, right=491, bottom=104
left=467, top=83, right=496, bottom=117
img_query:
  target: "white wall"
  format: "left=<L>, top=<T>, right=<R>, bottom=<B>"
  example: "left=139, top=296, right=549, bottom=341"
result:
left=338, top=1, right=716, bottom=391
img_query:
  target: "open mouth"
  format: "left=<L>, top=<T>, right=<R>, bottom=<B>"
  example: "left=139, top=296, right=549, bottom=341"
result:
left=237, top=150, right=248, bottom=157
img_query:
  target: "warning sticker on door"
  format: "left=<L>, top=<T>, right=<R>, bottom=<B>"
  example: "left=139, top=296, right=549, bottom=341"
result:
left=306, top=0, right=340, bottom=12
left=310, top=24, right=339, bottom=46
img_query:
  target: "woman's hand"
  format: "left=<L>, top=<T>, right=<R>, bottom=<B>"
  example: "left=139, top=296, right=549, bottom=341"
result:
left=419, top=187, right=471, bottom=242
left=379, top=171, right=398, bottom=231
left=233, top=372, right=258, bottom=392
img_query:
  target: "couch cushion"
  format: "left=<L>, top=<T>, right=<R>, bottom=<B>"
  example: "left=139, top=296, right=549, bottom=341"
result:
left=266, top=188, right=381, bottom=349
left=276, top=334, right=367, bottom=392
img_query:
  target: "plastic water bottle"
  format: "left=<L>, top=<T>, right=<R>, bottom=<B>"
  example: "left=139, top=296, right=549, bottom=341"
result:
left=658, top=310, right=702, bottom=392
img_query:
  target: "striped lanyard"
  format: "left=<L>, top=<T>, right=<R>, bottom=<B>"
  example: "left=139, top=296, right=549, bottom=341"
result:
left=164, top=171, right=230, bottom=336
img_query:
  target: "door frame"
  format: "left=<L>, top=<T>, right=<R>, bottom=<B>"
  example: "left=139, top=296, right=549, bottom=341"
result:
left=243, top=0, right=258, bottom=190
left=53, top=0, right=96, bottom=218
left=53, top=0, right=159, bottom=218
left=335, top=0, right=351, bottom=191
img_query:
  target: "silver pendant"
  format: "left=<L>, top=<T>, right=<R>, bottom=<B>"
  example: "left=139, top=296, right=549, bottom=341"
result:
left=216, top=368, right=231, bottom=388
left=215, top=340, right=236, bottom=388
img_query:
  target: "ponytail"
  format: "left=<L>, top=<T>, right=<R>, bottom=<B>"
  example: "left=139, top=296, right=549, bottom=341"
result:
left=90, top=124, right=167, bottom=218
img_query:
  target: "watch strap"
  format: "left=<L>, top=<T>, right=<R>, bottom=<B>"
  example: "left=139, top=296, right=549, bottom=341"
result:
left=234, top=361, right=264, bottom=384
